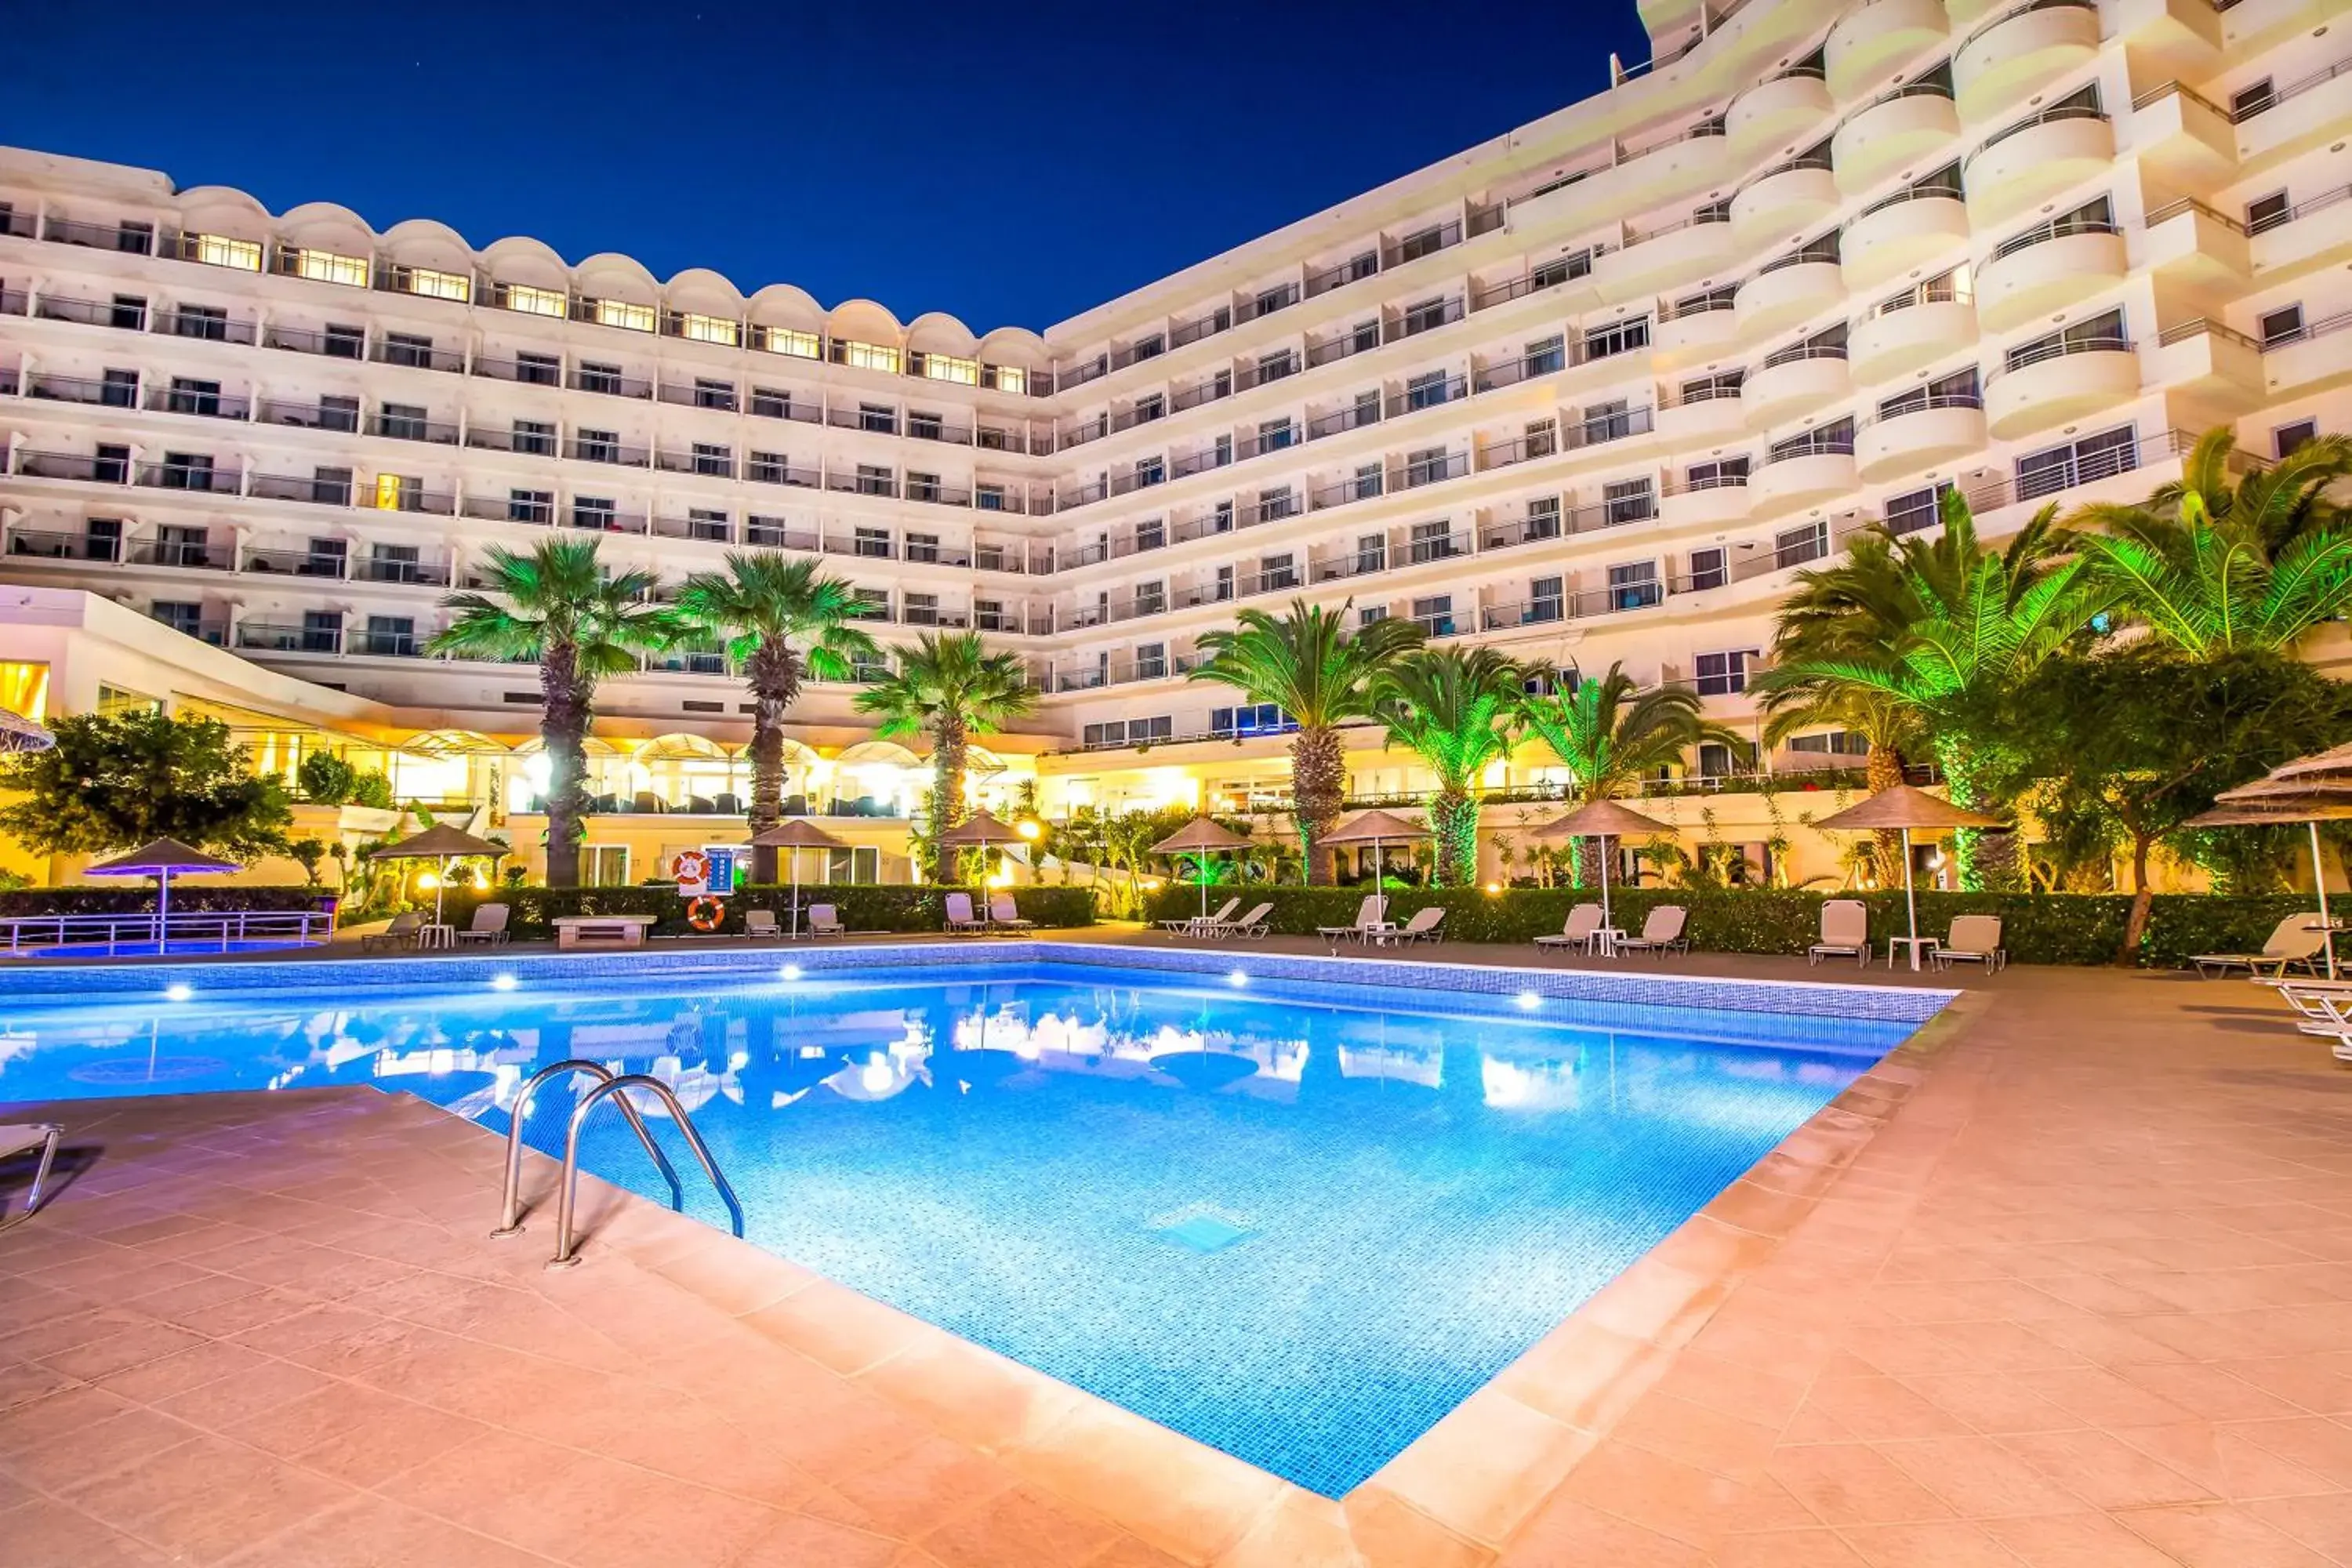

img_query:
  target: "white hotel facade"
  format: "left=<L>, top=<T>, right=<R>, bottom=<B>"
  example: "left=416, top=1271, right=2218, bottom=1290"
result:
left=0, top=0, right=2347, bottom=881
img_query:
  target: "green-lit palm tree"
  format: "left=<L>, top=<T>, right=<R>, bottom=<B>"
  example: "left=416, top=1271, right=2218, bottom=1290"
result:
left=1372, top=645, right=1526, bottom=887
left=669, top=556, right=881, bottom=881
left=1520, top=662, right=1737, bottom=880
left=2071, top=492, right=2352, bottom=660
left=1187, top=599, right=1425, bottom=884
left=430, top=538, right=668, bottom=887
left=2147, top=426, right=2352, bottom=560
left=852, top=631, right=1036, bottom=879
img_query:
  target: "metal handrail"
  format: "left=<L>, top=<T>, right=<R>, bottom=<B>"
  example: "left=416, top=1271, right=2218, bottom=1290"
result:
left=491, top=1059, right=678, bottom=1236
left=546, top=1073, right=742, bottom=1268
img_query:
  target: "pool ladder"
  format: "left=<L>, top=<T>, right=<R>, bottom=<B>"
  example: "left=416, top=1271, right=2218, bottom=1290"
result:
left=490, top=1059, right=744, bottom=1269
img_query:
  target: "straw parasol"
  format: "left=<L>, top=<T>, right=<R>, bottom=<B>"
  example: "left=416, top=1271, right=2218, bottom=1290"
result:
left=365, top=823, right=508, bottom=924
left=935, top=808, right=1022, bottom=848
left=84, top=837, right=241, bottom=935
left=1151, top=815, right=1251, bottom=919
left=1533, top=799, right=1671, bottom=931
left=749, top=818, right=848, bottom=936
left=1318, top=808, right=1429, bottom=886
left=1811, top=784, right=2003, bottom=960
left=0, top=706, right=54, bottom=754
left=2187, top=767, right=2352, bottom=978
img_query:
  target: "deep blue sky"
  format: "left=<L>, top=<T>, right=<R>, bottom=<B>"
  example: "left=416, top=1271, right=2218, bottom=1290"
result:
left=1, top=1, right=1650, bottom=334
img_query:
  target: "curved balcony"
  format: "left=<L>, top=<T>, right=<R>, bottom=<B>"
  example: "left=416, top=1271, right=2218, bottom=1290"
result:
left=1654, top=299, right=1742, bottom=365
left=1964, top=109, right=2115, bottom=227
left=1728, top=71, right=1836, bottom=166
left=1751, top=450, right=1860, bottom=515
left=1744, top=348, right=1854, bottom=429
left=1735, top=256, right=1846, bottom=338
left=1832, top=87, right=1960, bottom=194
left=1852, top=297, right=1980, bottom=383
left=1827, top=0, right=1951, bottom=100
left=1857, top=397, right=1988, bottom=480
left=1985, top=339, right=2140, bottom=439
left=1955, top=0, right=2100, bottom=123
left=1730, top=164, right=1841, bottom=249
left=1661, top=477, right=1755, bottom=530
left=1976, top=223, right=2127, bottom=332
left=1841, top=188, right=1971, bottom=291
left=1593, top=215, right=1744, bottom=303
left=1657, top=389, right=1748, bottom=445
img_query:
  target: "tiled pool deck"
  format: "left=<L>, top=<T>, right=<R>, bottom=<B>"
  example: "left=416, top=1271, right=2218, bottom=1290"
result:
left=7, top=937, right=2352, bottom=1564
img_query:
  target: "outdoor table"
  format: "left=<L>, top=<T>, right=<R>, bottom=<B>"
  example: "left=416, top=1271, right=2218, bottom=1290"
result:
left=1593, top=927, right=1627, bottom=957
left=1888, top=935, right=1940, bottom=972
left=416, top=924, right=456, bottom=950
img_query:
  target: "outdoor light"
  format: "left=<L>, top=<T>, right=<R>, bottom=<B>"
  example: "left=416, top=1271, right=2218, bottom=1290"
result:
left=1016, top=819, right=1042, bottom=840
left=1517, top=991, right=1542, bottom=1011
left=489, top=974, right=517, bottom=992
left=781, top=964, right=803, bottom=981
left=416, top=872, right=440, bottom=890
left=1485, top=881, right=1503, bottom=895
left=1143, top=879, right=1163, bottom=891
left=1227, top=969, right=1248, bottom=987
left=164, top=983, right=193, bottom=1002
left=472, top=873, right=490, bottom=891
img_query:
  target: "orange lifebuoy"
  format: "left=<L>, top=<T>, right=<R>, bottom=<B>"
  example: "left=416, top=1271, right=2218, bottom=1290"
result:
left=685, top=895, right=726, bottom=932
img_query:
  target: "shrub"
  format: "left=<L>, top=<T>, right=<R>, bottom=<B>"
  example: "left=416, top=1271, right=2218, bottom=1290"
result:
left=0, top=886, right=335, bottom=916
left=295, top=751, right=356, bottom=805
left=443, top=884, right=1096, bottom=940
left=350, top=771, right=396, bottom=811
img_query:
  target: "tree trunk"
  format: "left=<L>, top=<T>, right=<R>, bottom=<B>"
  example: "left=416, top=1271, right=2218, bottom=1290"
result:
left=1940, top=750, right=2022, bottom=892
left=1428, top=789, right=1479, bottom=887
left=1290, top=725, right=1345, bottom=886
left=541, top=641, right=589, bottom=888
left=2118, top=831, right=2157, bottom=965
left=743, top=639, right=801, bottom=884
left=931, top=716, right=967, bottom=884
left=1866, top=740, right=1907, bottom=882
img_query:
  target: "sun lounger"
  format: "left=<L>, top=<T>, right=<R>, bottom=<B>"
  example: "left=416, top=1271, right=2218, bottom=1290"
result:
left=1617, top=905, right=1690, bottom=957
left=1199, top=901, right=1274, bottom=939
left=744, top=908, right=782, bottom=941
left=1934, top=914, right=2005, bottom=973
left=1160, top=898, right=1239, bottom=936
left=1534, top=904, right=1604, bottom=953
left=2192, top=915, right=2328, bottom=978
left=0, top=1123, right=63, bottom=1232
left=1809, top=900, right=1870, bottom=967
left=806, top=903, right=844, bottom=938
left=942, top=892, right=989, bottom=935
left=989, top=895, right=1036, bottom=934
left=1372, top=906, right=1446, bottom=946
left=1317, top=895, right=1387, bottom=945
left=361, top=910, right=423, bottom=952
left=456, top=903, right=510, bottom=946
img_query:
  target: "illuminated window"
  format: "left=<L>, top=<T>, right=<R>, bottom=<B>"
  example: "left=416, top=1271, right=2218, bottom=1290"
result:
left=675, top=312, right=739, bottom=347
left=593, top=298, right=655, bottom=332
left=193, top=234, right=263, bottom=271
left=762, top=326, right=819, bottom=358
left=401, top=266, right=471, bottom=303
left=292, top=249, right=368, bottom=288
left=503, top=282, right=566, bottom=318
left=923, top=353, right=979, bottom=385
left=96, top=683, right=158, bottom=716
left=989, top=365, right=1027, bottom=395
left=372, top=474, right=416, bottom=510
left=0, top=662, right=49, bottom=722
left=840, top=340, right=902, bottom=375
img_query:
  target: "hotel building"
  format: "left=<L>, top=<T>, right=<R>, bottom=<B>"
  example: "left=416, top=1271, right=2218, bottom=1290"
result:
left=0, top=0, right=2347, bottom=885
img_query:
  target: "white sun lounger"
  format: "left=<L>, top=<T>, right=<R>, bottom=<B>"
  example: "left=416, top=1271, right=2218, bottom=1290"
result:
left=1535, top=904, right=1604, bottom=953
left=1617, top=905, right=1690, bottom=957
left=0, top=1123, right=63, bottom=1232
left=2193, top=915, right=2328, bottom=978
left=1372, top=906, right=1445, bottom=946
left=1160, top=898, right=1239, bottom=936
left=1809, top=900, right=1870, bottom=967
left=1317, top=895, right=1387, bottom=945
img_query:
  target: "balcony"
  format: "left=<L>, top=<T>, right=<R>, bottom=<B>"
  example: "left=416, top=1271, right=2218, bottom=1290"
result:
left=1954, top=0, right=2100, bottom=122
left=2150, top=318, right=2266, bottom=417
left=34, top=294, right=147, bottom=332
left=1840, top=186, right=1970, bottom=291
left=367, top=412, right=459, bottom=445
left=24, top=372, right=135, bottom=408
left=564, top=437, right=651, bottom=467
left=2251, top=183, right=2352, bottom=285
left=1727, top=71, right=1835, bottom=165
left=353, top=557, right=450, bottom=588
left=16, top=450, right=126, bottom=484
left=1744, top=347, right=1853, bottom=428
left=1730, top=163, right=1840, bottom=249
left=567, top=368, right=652, bottom=399
left=240, top=546, right=347, bottom=579
left=651, top=514, right=737, bottom=545
left=1832, top=85, right=1960, bottom=194
left=1734, top=255, right=1845, bottom=338
left=2129, top=82, right=2238, bottom=189
left=249, top=473, right=354, bottom=507
left=1985, top=336, right=2140, bottom=438
left=125, top=539, right=233, bottom=571
left=1852, top=291, right=1979, bottom=383
left=236, top=622, right=344, bottom=656
left=1976, top=221, right=2127, bottom=332
left=1660, top=472, right=1755, bottom=529
left=1965, top=107, right=2114, bottom=227
left=367, top=339, right=463, bottom=374
left=135, top=461, right=241, bottom=495
left=655, top=448, right=739, bottom=480
left=1653, top=295, right=1740, bottom=364
left=1857, top=394, right=1987, bottom=480
left=2230, top=53, right=2352, bottom=172
left=1593, top=212, right=1740, bottom=303
left=1751, top=447, right=1860, bottom=514
left=1827, top=0, right=1950, bottom=101
left=256, top=397, right=360, bottom=433
left=1655, top=386, right=1748, bottom=443
left=263, top=324, right=367, bottom=361
left=2141, top=197, right=2252, bottom=292
left=656, top=381, right=739, bottom=413
left=39, top=216, right=154, bottom=252
left=7, top=529, right=122, bottom=563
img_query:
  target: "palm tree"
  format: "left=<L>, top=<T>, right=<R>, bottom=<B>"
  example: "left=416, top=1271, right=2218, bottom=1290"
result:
left=852, top=631, right=1036, bottom=879
left=1757, top=491, right=2107, bottom=888
left=2070, top=488, right=2352, bottom=660
left=669, top=555, right=880, bottom=881
left=430, top=538, right=667, bottom=887
left=2145, top=426, right=2352, bottom=560
left=1372, top=646, right=1526, bottom=887
left=1519, top=662, right=1738, bottom=882
left=1187, top=599, right=1425, bottom=884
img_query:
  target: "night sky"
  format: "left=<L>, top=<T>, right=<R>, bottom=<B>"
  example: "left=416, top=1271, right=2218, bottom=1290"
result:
left=0, top=0, right=1651, bottom=334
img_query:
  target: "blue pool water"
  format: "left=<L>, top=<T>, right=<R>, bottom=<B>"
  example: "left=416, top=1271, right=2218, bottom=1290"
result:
left=0, top=953, right=1931, bottom=1494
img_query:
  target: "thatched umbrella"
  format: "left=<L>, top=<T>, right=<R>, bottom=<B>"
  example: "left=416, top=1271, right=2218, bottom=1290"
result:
left=2191, top=771, right=2352, bottom=978
left=1811, top=784, right=2002, bottom=959
left=935, top=808, right=1025, bottom=891
left=1318, top=809, right=1429, bottom=887
left=1533, top=799, right=1671, bottom=931
left=749, top=818, right=848, bottom=936
left=85, top=837, right=241, bottom=935
left=366, top=823, right=507, bottom=924
left=0, top=706, right=54, bottom=754
left=1151, top=816, right=1251, bottom=920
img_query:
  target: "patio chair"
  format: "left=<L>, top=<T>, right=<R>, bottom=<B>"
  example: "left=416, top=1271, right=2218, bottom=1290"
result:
left=743, top=908, right=782, bottom=941
left=0, top=1123, right=63, bottom=1233
left=1226, top=902, right=1276, bottom=938
left=1374, top=906, right=1446, bottom=946
left=455, top=903, right=510, bottom=947
left=361, top=910, right=424, bottom=952
left=807, top=903, right=844, bottom=938
left=1809, top=900, right=1870, bottom=967
left=1617, top=905, right=1690, bottom=957
left=1935, top=914, right=2006, bottom=973
left=989, top=895, right=1036, bottom=934
left=942, top=892, right=989, bottom=936
left=2193, top=915, right=2328, bottom=978
left=1160, top=898, right=1239, bottom=936
left=1316, top=895, right=1388, bottom=945
left=1535, top=903, right=1604, bottom=953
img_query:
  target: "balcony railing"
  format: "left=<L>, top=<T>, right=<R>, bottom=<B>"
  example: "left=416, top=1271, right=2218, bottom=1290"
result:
left=367, top=340, right=463, bottom=373
left=34, top=294, right=145, bottom=330
left=25, top=372, right=136, bottom=407
left=367, top=412, right=459, bottom=444
left=135, top=461, right=242, bottom=494
left=6, top=529, right=122, bottom=563
left=236, top=622, right=345, bottom=655
left=354, top=557, right=449, bottom=586
left=256, top=397, right=361, bottom=432
left=125, top=539, right=232, bottom=570
left=241, top=547, right=350, bottom=579
left=249, top=473, right=354, bottom=506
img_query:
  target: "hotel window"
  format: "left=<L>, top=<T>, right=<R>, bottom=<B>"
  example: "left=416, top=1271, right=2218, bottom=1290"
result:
left=1524, top=495, right=1563, bottom=541
left=2016, top=424, right=2136, bottom=500
left=1359, top=605, right=1388, bottom=626
left=172, top=304, right=230, bottom=341
left=852, top=587, right=891, bottom=619
left=151, top=601, right=206, bottom=639
left=1134, top=456, right=1165, bottom=488
left=922, top=353, right=980, bottom=385
left=687, top=509, right=730, bottom=543
left=854, top=526, right=893, bottom=558
left=1603, top=477, right=1655, bottom=525
left=292, top=248, right=367, bottom=287
left=1261, top=552, right=1299, bottom=591
left=1686, top=456, right=1749, bottom=490
left=2246, top=190, right=2292, bottom=234
left=855, top=464, right=895, bottom=496
left=1355, top=532, right=1388, bottom=573
left=1135, top=517, right=1167, bottom=550
left=692, top=443, right=732, bottom=477
left=750, top=387, right=795, bottom=419
left=987, top=364, right=1027, bottom=394
left=1405, top=370, right=1450, bottom=412
left=1681, top=371, right=1743, bottom=403
left=2230, top=78, right=2275, bottom=120
left=690, top=377, right=736, bottom=412
left=858, top=402, right=897, bottom=434
left=1135, top=580, right=1167, bottom=616
left=506, top=488, right=554, bottom=525
left=2259, top=304, right=2306, bottom=347
left=1410, top=519, right=1458, bottom=563
left=1884, top=481, right=1954, bottom=535
left=1789, top=731, right=1868, bottom=757
left=674, top=312, right=739, bottom=347
left=576, top=428, right=621, bottom=463
left=517, top=351, right=560, bottom=387
left=1582, top=316, right=1650, bottom=361
left=1526, top=335, right=1566, bottom=376
left=1401, top=296, right=1451, bottom=336
left=1135, top=643, right=1168, bottom=680
left=904, top=593, right=942, bottom=626
left=1258, top=416, right=1296, bottom=452
left=836, top=339, right=902, bottom=375
left=325, top=323, right=364, bottom=358
left=1523, top=419, right=1559, bottom=460
left=583, top=846, right=630, bottom=886
left=400, top=265, right=471, bottom=303
left=1530, top=575, right=1565, bottom=622
left=503, top=281, right=566, bottom=317
left=976, top=484, right=1007, bottom=512
left=2005, top=308, right=2125, bottom=373
left=192, top=233, right=262, bottom=271
left=373, top=474, right=418, bottom=510
left=1411, top=594, right=1456, bottom=636
left=763, top=326, right=821, bottom=358
left=383, top=332, right=434, bottom=368
left=96, top=683, right=159, bottom=715
left=593, top=298, right=655, bottom=332
left=1693, top=649, right=1759, bottom=696
left=2277, top=419, right=2319, bottom=459
left=1212, top=703, right=1290, bottom=736
left=907, top=471, right=944, bottom=503
left=1607, top=561, right=1661, bottom=612
left=571, top=497, right=616, bottom=530
left=1403, top=446, right=1451, bottom=488
left=1878, top=366, right=1980, bottom=420
left=1686, top=546, right=1727, bottom=591
left=1774, top=521, right=1830, bottom=569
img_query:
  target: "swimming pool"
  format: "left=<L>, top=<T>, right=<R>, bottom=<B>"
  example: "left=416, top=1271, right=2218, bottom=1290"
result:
left=0, top=945, right=1944, bottom=1495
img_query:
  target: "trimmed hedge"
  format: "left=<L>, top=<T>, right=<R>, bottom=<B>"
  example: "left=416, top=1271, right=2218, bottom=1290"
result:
left=0, top=886, right=337, bottom=916
left=442, top=884, right=1096, bottom=941
left=1138, top=885, right=2320, bottom=969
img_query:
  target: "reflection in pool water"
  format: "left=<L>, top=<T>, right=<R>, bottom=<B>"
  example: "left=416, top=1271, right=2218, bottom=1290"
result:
left=0, top=961, right=1911, bottom=1494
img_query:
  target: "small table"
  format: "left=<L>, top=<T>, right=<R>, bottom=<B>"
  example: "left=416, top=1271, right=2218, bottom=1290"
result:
left=1887, top=935, right=1939, bottom=972
left=1592, top=927, right=1627, bottom=957
left=415, top=923, right=456, bottom=951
